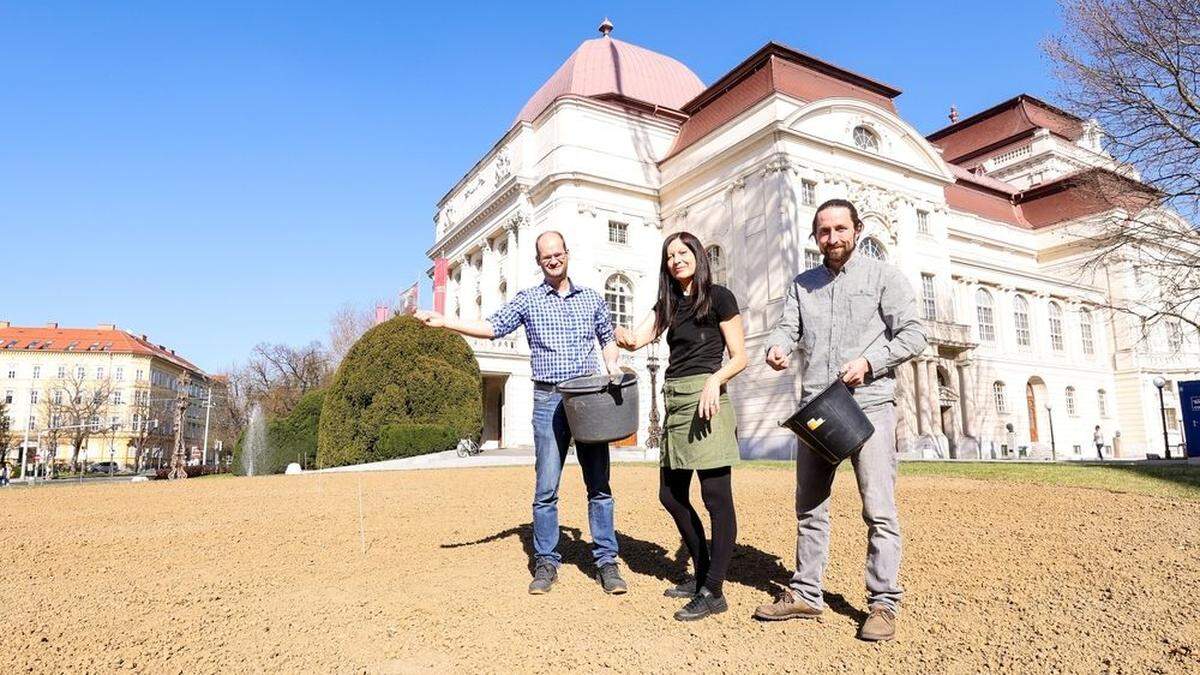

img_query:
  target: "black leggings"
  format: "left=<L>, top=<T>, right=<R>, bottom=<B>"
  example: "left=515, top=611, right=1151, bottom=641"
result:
left=658, top=466, right=737, bottom=597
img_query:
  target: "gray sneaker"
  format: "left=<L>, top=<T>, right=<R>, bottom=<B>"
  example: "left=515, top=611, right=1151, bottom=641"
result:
left=664, top=577, right=696, bottom=599
left=597, top=563, right=628, bottom=595
left=528, top=561, right=557, bottom=595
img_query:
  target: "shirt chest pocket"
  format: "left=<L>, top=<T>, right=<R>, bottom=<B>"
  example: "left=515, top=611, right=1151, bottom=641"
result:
left=847, top=289, right=879, bottom=326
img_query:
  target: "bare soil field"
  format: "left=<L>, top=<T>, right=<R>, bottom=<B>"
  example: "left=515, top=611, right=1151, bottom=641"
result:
left=2, top=464, right=1198, bottom=673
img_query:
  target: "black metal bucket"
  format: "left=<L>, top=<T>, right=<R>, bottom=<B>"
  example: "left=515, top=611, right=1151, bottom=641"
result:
left=779, top=379, right=875, bottom=465
left=556, top=370, right=639, bottom=443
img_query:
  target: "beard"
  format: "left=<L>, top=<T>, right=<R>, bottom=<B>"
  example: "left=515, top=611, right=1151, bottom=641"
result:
left=823, top=240, right=856, bottom=262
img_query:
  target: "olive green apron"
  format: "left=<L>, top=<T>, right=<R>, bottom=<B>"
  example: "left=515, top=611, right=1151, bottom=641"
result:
left=661, top=373, right=740, bottom=470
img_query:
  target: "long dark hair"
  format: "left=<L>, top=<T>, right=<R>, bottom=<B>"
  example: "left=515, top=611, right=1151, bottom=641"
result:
left=653, top=231, right=714, bottom=335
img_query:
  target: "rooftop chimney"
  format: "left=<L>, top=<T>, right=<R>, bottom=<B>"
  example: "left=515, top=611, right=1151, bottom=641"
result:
left=98, top=323, right=116, bottom=331
left=46, top=322, right=58, bottom=329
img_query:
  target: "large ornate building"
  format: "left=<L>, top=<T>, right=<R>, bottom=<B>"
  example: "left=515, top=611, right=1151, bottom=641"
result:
left=426, top=22, right=1199, bottom=460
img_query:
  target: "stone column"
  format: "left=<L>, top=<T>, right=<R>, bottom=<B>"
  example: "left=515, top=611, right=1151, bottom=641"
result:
left=958, top=361, right=976, bottom=439
left=503, top=221, right=519, bottom=302
left=480, top=239, right=500, bottom=315
left=914, top=358, right=932, bottom=437
left=457, top=254, right=478, bottom=320
left=446, top=264, right=460, bottom=318
left=926, top=359, right=948, bottom=452
left=894, top=358, right=918, bottom=453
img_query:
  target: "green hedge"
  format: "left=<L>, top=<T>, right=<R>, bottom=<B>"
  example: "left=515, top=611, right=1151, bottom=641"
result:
left=317, top=315, right=482, bottom=467
left=376, top=423, right=458, bottom=460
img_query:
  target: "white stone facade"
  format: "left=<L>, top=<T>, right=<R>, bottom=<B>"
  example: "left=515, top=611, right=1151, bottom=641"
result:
left=427, top=40, right=1198, bottom=460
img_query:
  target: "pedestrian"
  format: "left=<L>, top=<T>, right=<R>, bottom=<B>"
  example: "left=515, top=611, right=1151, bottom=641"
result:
left=1093, top=425, right=1104, bottom=460
left=415, top=231, right=628, bottom=596
left=0, top=460, right=9, bottom=487
left=753, top=199, right=927, bottom=642
left=616, top=231, right=746, bottom=621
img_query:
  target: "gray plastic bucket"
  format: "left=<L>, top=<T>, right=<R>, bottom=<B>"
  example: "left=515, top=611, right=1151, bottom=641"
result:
left=556, top=370, right=639, bottom=443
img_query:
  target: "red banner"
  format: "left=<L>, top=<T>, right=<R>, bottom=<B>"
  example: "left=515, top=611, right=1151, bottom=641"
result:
left=433, top=258, right=449, bottom=314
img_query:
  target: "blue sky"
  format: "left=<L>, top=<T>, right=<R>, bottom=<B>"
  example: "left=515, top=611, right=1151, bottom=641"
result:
left=1, top=1, right=1063, bottom=372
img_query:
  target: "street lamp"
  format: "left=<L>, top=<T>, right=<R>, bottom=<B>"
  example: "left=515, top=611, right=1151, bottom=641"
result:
left=1045, top=403, right=1057, bottom=461
left=645, top=341, right=662, bottom=450
left=1153, top=376, right=1170, bottom=459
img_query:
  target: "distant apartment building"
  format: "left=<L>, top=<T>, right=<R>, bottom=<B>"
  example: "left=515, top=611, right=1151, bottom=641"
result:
left=1, top=321, right=218, bottom=471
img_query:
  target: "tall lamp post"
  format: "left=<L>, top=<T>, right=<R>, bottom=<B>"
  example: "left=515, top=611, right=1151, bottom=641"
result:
left=1045, top=403, right=1057, bottom=461
left=645, top=341, right=662, bottom=450
left=1153, top=376, right=1170, bottom=459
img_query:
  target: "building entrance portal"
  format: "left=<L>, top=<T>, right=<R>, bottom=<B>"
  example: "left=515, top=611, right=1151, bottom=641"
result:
left=481, top=374, right=508, bottom=448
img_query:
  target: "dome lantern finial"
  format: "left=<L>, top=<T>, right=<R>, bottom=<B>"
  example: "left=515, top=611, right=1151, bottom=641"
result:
left=599, top=17, right=613, bottom=36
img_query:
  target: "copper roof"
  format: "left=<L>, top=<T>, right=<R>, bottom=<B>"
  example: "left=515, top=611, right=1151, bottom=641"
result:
left=514, top=35, right=705, bottom=125
left=665, top=42, right=901, bottom=160
left=0, top=325, right=206, bottom=375
left=926, top=94, right=1084, bottom=164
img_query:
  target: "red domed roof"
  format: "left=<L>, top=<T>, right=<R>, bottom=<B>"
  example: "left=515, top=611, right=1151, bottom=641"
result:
left=515, top=34, right=705, bottom=124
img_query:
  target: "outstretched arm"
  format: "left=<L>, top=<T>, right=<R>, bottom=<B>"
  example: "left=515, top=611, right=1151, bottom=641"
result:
left=615, top=311, right=661, bottom=351
left=413, top=310, right=495, bottom=338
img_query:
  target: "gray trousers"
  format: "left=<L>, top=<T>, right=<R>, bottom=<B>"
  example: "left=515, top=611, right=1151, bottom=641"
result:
left=789, top=403, right=902, bottom=612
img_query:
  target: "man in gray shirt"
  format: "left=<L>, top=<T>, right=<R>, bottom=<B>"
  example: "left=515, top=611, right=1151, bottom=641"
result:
left=753, top=199, right=926, bottom=642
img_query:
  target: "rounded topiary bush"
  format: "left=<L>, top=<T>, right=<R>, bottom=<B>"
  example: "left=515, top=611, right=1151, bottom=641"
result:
left=317, top=315, right=482, bottom=467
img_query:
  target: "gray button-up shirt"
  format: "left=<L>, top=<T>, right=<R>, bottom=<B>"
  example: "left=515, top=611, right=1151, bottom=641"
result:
left=766, top=252, right=927, bottom=410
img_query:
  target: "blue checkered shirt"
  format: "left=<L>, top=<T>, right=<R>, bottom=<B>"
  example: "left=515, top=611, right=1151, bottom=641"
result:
left=488, top=279, right=615, bottom=384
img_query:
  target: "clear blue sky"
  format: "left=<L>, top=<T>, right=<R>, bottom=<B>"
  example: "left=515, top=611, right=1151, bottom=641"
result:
left=1, top=1, right=1063, bottom=373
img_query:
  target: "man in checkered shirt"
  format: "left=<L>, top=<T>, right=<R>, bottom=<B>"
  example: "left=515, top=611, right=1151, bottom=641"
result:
left=416, top=231, right=627, bottom=596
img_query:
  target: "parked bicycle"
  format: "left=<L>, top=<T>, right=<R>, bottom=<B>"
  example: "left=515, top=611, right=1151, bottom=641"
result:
left=456, top=438, right=483, bottom=457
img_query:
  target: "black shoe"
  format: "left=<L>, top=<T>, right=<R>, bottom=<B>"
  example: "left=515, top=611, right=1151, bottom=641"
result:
left=597, top=563, right=628, bottom=595
left=528, top=561, right=557, bottom=595
left=674, top=587, right=728, bottom=621
left=663, top=577, right=696, bottom=599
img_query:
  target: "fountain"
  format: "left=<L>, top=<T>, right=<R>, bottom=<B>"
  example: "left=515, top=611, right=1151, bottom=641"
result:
left=242, top=404, right=268, bottom=476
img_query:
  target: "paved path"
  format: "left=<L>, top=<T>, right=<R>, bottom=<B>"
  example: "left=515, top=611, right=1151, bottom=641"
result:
left=316, top=445, right=655, bottom=473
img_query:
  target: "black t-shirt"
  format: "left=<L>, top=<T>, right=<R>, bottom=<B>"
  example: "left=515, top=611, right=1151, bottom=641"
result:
left=656, top=284, right=740, bottom=379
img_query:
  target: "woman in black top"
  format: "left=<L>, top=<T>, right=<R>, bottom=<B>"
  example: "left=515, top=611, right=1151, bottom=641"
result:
left=616, top=231, right=747, bottom=621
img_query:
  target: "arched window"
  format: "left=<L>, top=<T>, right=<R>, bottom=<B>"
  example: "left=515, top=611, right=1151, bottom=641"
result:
left=1097, top=389, right=1108, bottom=417
left=1013, top=295, right=1032, bottom=348
left=1049, top=302, right=1064, bottom=351
left=859, top=237, right=886, bottom=261
left=1065, top=386, right=1077, bottom=416
left=605, top=274, right=634, bottom=328
left=993, top=381, right=1008, bottom=415
left=853, top=125, right=880, bottom=152
left=1080, top=309, right=1095, bottom=355
left=976, top=289, right=995, bottom=342
left=706, top=246, right=727, bottom=286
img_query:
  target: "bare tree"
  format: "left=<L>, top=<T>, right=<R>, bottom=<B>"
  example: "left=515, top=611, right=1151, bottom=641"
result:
left=0, top=399, right=13, bottom=465
left=1047, top=0, right=1200, bottom=332
left=126, top=388, right=172, bottom=471
left=238, top=342, right=330, bottom=418
left=43, top=370, right=113, bottom=472
left=328, top=303, right=377, bottom=366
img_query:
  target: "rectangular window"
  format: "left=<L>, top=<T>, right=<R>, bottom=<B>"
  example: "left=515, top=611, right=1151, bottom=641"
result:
left=30, top=390, right=38, bottom=404
left=3, top=390, right=11, bottom=404
left=76, top=366, right=85, bottom=379
left=805, top=250, right=821, bottom=270
left=115, top=367, right=124, bottom=382
left=32, top=365, right=41, bottom=379
left=90, top=415, right=101, bottom=432
left=607, top=220, right=628, bottom=245
left=28, top=416, right=36, bottom=430
left=921, top=274, right=937, bottom=321
left=6, top=365, right=14, bottom=379
left=53, top=389, right=63, bottom=405
left=113, top=391, right=124, bottom=405
left=96, top=367, right=105, bottom=380
left=917, top=210, right=929, bottom=234
left=110, top=415, right=121, bottom=429
left=1081, top=321, right=1094, bottom=355
left=57, top=365, right=66, bottom=379
left=136, top=369, right=144, bottom=382
left=801, top=180, right=816, bottom=206
left=1167, top=322, right=1184, bottom=352
left=1098, top=390, right=1108, bottom=417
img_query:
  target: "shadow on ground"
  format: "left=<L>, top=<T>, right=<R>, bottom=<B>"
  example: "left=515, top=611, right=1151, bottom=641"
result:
left=441, top=523, right=865, bottom=622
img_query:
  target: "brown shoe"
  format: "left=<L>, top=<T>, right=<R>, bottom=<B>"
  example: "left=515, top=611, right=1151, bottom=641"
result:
left=752, top=589, right=823, bottom=621
left=859, top=604, right=896, bottom=641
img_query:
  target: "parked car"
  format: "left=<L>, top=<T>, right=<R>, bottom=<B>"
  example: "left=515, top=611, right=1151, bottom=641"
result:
left=88, top=461, right=121, bottom=474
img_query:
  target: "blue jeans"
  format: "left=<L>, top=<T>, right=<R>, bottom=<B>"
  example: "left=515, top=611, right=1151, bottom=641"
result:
left=531, top=388, right=618, bottom=568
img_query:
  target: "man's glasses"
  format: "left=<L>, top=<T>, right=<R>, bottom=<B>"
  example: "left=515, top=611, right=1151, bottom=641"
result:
left=539, top=252, right=568, bottom=263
